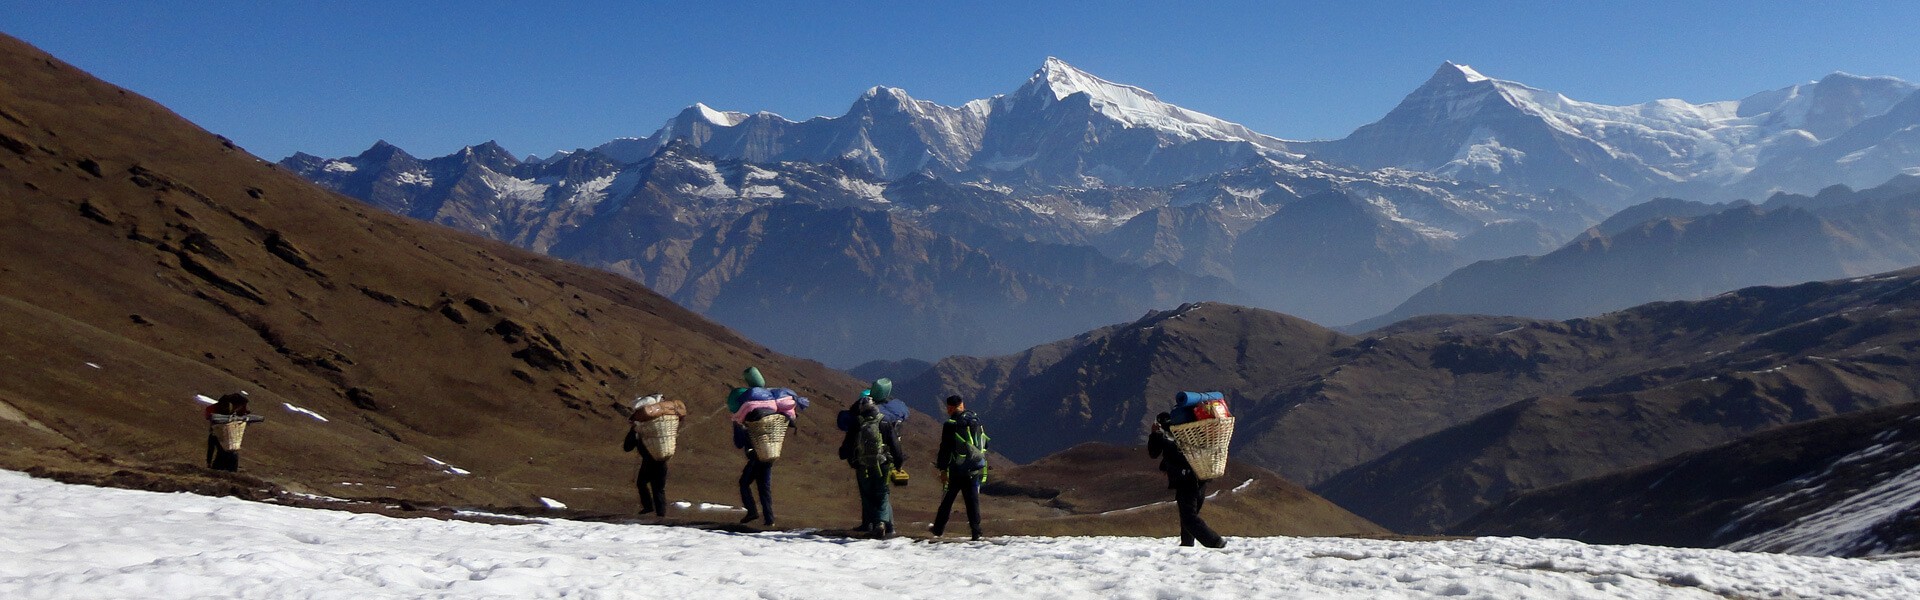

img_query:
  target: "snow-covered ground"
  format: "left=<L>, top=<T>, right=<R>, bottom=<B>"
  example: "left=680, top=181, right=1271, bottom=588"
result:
left=1, top=470, right=1914, bottom=599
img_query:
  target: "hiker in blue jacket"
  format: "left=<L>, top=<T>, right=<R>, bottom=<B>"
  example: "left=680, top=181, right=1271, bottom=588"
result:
left=1150, top=411, right=1225, bottom=548
left=931, top=395, right=988, bottom=541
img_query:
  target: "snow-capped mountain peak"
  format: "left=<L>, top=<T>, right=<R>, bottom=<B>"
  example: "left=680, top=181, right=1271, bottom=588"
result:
left=1027, top=56, right=1163, bottom=105
left=689, top=102, right=749, bottom=127
left=1005, top=57, right=1290, bottom=151
left=1435, top=61, right=1492, bottom=84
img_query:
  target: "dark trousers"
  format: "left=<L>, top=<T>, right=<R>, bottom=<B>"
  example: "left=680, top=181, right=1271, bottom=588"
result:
left=932, top=468, right=983, bottom=538
left=856, top=464, right=893, bottom=531
left=738, top=456, right=774, bottom=524
left=636, top=457, right=668, bottom=516
left=1175, top=479, right=1224, bottom=548
left=206, top=436, right=239, bottom=472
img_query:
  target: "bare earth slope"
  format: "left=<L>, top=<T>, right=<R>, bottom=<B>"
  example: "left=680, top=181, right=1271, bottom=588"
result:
left=0, top=32, right=941, bottom=523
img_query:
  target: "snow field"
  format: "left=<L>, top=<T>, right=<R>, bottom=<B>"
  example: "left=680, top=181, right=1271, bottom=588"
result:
left=1, top=469, right=1914, bottom=599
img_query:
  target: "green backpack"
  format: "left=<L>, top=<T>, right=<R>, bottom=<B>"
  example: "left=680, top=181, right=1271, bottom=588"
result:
left=949, top=415, right=989, bottom=472
left=854, top=413, right=890, bottom=470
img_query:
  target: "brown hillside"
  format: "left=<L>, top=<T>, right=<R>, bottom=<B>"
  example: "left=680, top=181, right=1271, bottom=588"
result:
left=0, top=32, right=935, bottom=522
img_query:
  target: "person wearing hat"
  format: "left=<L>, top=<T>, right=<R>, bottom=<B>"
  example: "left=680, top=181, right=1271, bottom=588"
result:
left=203, top=392, right=263, bottom=472
left=840, top=392, right=905, bottom=538
left=730, top=367, right=778, bottom=527
left=1150, top=411, right=1225, bottom=548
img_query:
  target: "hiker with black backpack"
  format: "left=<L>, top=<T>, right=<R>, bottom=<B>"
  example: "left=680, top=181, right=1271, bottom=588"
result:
left=931, top=395, right=988, bottom=541
left=1150, top=411, right=1226, bottom=548
left=840, top=391, right=905, bottom=539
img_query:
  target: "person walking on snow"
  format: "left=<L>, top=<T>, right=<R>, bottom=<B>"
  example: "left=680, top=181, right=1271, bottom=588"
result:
left=1150, top=411, right=1225, bottom=548
left=622, top=426, right=669, bottom=518
left=931, top=395, right=988, bottom=541
left=840, top=392, right=904, bottom=539
left=728, top=366, right=789, bottom=527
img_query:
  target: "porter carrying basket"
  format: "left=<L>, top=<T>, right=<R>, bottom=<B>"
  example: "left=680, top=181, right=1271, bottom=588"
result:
left=634, top=416, right=681, bottom=460
left=745, top=414, right=791, bottom=462
left=1167, top=416, right=1234, bottom=481
left=213, top=421, right=248, bottom=452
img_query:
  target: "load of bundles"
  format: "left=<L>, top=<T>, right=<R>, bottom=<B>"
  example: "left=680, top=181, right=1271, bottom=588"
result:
left=1167, top=391, right=1234, bottom=481
left=731, top=386, right=809, bottom=461
left=629, top=393, right=688, bottom=459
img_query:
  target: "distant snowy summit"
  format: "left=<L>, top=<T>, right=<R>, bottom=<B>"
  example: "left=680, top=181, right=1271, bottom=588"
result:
left=299, top=57, right=1920, bottom=208
left=1305, top=62, right=1920, bottom=206
left=589, top=57, right=1299, bottom=190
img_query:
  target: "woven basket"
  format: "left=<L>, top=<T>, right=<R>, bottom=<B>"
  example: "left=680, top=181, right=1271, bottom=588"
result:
left=635, top=416, right=680, bottom=460
left=746, top=414, right=790, bottom=462
left=1167, top=417, right=1234, bottom=481
left=213, top=421, right=248, bottom=451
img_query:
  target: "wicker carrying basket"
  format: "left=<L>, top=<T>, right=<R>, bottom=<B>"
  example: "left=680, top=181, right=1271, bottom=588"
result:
left=213, top=421, right=248, bottom=452
left=745, top=414, right=790, bottom=462
left=1167, top=416, right=1234, bottom=481
left=634, top=416, right=680, bottom=460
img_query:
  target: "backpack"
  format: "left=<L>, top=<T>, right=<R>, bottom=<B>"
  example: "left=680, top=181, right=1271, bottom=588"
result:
left=949, top=413, right=989, bottom=472
left=854, top=413, right=890, bottom=470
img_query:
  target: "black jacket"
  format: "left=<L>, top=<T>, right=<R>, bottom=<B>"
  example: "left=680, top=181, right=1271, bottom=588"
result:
left=1148, top=428, right=1196, bottom=488
left=935, top=410, right=987, bottom=472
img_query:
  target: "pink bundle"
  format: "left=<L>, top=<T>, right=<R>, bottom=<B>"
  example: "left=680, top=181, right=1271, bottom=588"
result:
left=731, top=396, right=799, bottom=424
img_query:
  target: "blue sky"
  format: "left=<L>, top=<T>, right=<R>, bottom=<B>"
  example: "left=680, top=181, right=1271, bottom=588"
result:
left=6, top=1, right=1918, bottom=161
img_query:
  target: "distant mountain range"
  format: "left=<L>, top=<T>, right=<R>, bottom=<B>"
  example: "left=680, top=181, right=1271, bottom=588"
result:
left=283, top=59, right=1611, bottom=359
left=1359, top=176, right=1920, bottom=330
left=1306, top=64, right=1920, bottom=207
left=287, top=58, right=1920, bottom=363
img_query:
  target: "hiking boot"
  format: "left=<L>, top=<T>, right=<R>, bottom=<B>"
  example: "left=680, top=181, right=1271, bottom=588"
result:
left=885, top=522, right=896, bottom=536
left=740, top=512, right=760, bottom=524
left=869, top=523, right=890, bottom=539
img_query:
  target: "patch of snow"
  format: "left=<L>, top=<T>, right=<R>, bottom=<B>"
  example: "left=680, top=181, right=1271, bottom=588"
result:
left=393, top=170, right=433, bottom=186
left=670, top=501, right=742, bottom=511
left=193, top=394, right=217, bottom=405
left=538, top=497, right=567, bottom=509
left=422, top=456, right=471, bottom=476
left=1727, top=458, right=1920, bottom=556
left=2, top=470, right=1918, bottom=599
left=322, top=161, right=358, bottom=173
left=282, top=402, right=329, bottom=423
left=478, top=170, right=551, bottom=205
left=84, top=362, right=100, bottom=369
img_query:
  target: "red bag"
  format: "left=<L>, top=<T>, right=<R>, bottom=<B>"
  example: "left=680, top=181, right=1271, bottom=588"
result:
left=1192, top=399, right=1231, bottom=421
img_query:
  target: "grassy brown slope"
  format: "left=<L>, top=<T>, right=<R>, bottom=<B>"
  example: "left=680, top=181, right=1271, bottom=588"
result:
left=0, top=32, right=948, bottom=523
